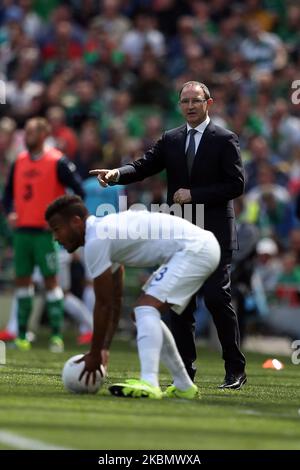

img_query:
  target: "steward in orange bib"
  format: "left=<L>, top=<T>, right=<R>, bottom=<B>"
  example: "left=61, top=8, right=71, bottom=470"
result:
left=2, top=117, right=84, bottom=351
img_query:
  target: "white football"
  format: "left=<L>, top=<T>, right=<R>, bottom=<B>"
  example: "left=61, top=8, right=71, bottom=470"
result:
left=62, top=354, right=105, bottom=394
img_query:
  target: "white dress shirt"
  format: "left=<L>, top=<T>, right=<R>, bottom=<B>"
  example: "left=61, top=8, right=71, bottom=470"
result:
left=185, top=116, right=210, bottom=153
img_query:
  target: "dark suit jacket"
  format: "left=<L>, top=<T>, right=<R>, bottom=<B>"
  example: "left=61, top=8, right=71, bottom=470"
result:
left=118, top=121, right=245, bottom=250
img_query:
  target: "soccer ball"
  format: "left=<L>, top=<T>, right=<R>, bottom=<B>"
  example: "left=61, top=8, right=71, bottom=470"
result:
left=62, top=354, right=105, bottom=394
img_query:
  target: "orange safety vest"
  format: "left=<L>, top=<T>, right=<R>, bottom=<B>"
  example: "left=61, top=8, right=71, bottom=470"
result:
left=14, top=148, right=66, bottom=228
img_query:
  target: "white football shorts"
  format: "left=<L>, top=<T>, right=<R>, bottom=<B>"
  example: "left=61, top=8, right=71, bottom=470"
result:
left=142, top=232, right=220, bottom=314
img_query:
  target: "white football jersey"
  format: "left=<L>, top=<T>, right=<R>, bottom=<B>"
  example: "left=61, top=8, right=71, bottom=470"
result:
left=84, top=210, right=213, bottom=279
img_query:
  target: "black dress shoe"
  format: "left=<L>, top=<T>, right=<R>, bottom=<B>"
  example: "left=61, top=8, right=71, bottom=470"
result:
left=218, top=372, right=247, bottom=390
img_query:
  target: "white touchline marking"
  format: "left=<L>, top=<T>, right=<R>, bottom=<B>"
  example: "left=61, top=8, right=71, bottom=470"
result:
left=0, top=430, right=71, bottom=450
left=238, top=409, right=300, bottom=418
left=239, top=409, right=262, bottom=416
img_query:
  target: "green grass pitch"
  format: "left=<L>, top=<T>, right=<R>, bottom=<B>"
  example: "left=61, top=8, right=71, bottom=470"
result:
left=0, top=336, right=299, bottom=450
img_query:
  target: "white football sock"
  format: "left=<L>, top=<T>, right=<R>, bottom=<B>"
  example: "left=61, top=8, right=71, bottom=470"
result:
left=6, top=296, right=18, bottom=336
left=160, top=320, right=194, bottom=391
left=64, top=293, right=93, bottom=333
left=82, top=285, right=95, bottom=313
left=134, top=306, right=162, bottom=388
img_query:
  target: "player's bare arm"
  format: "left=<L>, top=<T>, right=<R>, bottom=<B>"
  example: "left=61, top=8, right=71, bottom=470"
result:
left=103, top=266, right=124, bottom=352
left=78, top=268, right=114, bottom=385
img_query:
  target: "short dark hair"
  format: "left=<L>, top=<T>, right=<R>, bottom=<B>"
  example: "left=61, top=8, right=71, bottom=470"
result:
left=45, top=195, right=88, bottom=222
left=26, top=117, right=50, bottom=135
left=179, top=81, right=211, bottom=100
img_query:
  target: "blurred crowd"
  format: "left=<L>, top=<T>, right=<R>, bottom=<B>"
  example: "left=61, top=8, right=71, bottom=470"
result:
left=1, top=0, right=300, bottom=340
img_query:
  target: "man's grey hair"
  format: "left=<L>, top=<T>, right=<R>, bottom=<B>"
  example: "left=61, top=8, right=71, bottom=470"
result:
left=179, top=81, right=211, bottom=100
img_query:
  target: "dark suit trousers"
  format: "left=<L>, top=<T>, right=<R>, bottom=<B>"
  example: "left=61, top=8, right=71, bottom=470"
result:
left=170, top=249, right=246, bottom=379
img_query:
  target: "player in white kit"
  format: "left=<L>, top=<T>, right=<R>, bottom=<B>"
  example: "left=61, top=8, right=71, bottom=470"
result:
left=46, top=195, right=220, bottom=399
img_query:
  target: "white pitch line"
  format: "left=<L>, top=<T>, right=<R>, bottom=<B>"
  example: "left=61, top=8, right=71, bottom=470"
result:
left=0, top=430, right=70, bottom=450
left=238, top=409, right=300, bottom=419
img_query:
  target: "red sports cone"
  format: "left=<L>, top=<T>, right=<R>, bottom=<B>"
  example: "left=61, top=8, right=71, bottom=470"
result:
left=262, top=358, right=284, bottom=370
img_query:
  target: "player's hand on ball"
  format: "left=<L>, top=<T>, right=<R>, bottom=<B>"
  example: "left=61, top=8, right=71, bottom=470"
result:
left=89, top=169, right=119, bottom=187
left=76, top=352, right=104, bottom=386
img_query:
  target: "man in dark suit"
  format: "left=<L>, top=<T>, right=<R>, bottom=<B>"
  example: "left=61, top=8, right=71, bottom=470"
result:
left=91, top=81, right=247, bottom=389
